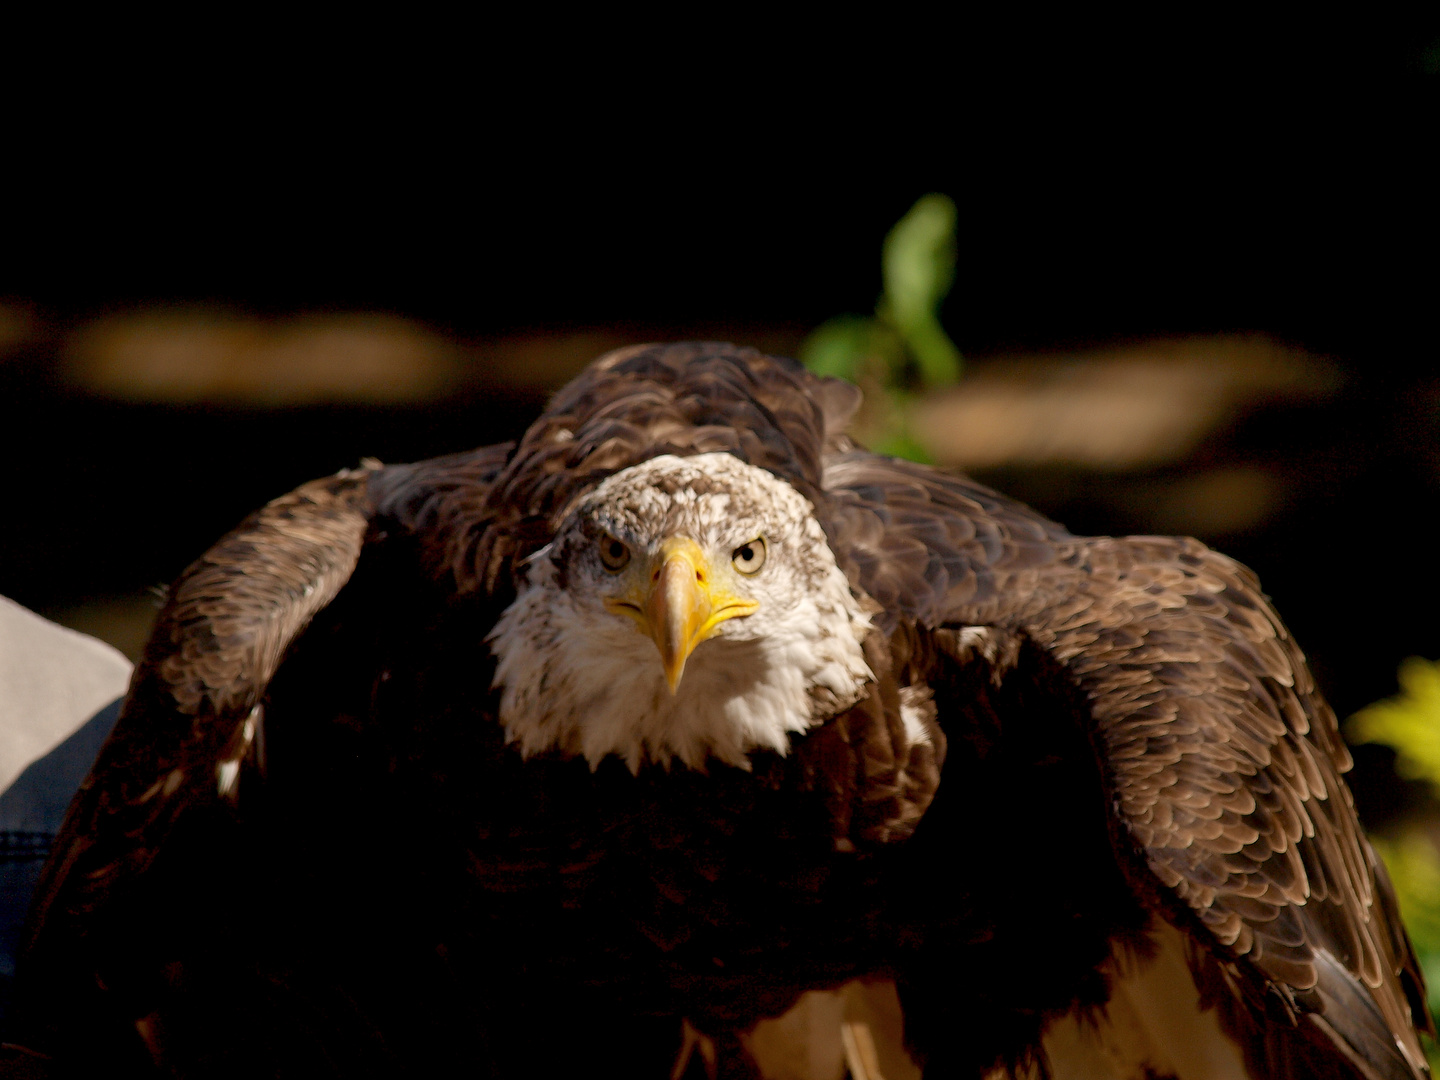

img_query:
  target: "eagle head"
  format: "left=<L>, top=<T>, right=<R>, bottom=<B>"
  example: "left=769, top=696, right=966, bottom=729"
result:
left=487, top=452, right=874, bottom=771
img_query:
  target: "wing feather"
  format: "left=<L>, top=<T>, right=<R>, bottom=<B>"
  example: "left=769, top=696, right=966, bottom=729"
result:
left=819, top=451, right=1432, bottom=1078
left=22, top=466, right=380, bottom=953
left=11, top=447, right=522, bottom=1057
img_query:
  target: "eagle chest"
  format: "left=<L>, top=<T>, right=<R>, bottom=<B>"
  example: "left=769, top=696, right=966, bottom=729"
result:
left=261, top=620, right=902, bottom=1009
left=453, top=752, right=899, bottom=991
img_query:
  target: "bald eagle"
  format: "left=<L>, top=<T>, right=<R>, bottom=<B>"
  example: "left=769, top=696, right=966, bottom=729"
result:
left=5, top=343, right=1432, bottom=1079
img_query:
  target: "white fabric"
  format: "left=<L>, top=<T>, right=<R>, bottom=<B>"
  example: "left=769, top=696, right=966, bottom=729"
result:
left=0, top=596, right=132, bottom=1004
left=0, top=596, right=131, bottom=796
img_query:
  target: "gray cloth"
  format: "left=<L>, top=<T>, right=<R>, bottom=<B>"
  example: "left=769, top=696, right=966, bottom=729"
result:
left=0, top=596, right=131, bottom=1015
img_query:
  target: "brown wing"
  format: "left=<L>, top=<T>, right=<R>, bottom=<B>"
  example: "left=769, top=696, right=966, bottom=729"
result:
left=1043, top=536, right=1432, bottom=1079
left=20, top=467, right=378, bottom=957
left=819, top=450, right=1432, bottom=1079
left=11, top=448, right=515, bottom=1053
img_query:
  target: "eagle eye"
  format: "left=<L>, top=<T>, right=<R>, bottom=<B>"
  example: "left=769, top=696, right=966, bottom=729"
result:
left=731, top=537, right=766, bottom=575
left=599, top=533, right=631, bottom=572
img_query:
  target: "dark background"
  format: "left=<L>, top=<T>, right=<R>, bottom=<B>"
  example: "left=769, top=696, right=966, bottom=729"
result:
left=8, top=20, right=1436, bottom=354
left=3, top=20, right=1438, bottom=820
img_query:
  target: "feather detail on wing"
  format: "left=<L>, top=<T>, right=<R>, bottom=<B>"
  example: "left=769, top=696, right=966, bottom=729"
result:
left=8, top=445, right=523, bottom=1063
left=818, top=452, right=1432, bottom=1079
left=819, top=451, right=1075, bottom=633
left=1038, top=536, right=1432, bottom=1078
left=21, top=466, right=380, bottom=953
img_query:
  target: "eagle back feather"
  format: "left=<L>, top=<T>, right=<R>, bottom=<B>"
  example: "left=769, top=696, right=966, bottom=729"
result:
left=435, top=343, right=847, bottom=595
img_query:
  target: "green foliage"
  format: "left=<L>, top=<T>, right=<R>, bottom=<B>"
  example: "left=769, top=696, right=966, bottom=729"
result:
left=800, top=194, right=963, bottom=460
left=880, top=193, right=962, bottom=389
left=1348, top=657, right=1440, bottom=1049
left=1350, top=657, right=1440, bottom=789
left=1371, top=833, right=1440, bottom=1017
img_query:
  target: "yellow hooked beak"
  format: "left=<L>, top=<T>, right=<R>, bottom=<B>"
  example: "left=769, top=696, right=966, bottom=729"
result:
left=605, top=537, right=759, bottom=693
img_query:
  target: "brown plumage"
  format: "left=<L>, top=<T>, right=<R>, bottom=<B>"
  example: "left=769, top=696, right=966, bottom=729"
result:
left=4, top=343, right=1430, bottom=1079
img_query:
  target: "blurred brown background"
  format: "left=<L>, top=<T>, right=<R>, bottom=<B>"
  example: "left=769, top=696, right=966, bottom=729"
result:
left=3, top=18, right=1438, bottom=828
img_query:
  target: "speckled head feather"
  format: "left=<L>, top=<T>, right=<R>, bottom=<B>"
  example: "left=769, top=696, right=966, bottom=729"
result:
left=487, top=452, right=874, bottom=771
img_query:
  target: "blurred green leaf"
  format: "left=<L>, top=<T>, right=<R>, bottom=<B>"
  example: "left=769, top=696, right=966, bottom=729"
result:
left=882, top=193, right=961, bottom=387
left=1350, top=656, right=1440, bottom=1058
left=1349, top=657, right=1440, bottom=793
left=1372, top=834, right=1440, bottom=1021
left=883, top=193, right=957, bottom=327
left=799, top=193, right=963, bottom=462
left=899, top=312, right=963, bottom=389
left=799, top=316, right=881, bottom=382
left=872, top=428, right=933, bottom=465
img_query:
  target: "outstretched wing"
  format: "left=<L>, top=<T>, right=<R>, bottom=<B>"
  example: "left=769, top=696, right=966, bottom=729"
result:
left=819, top=450, right=1432, bottom=1080
left=23, top=467, right=377, bottom=953
left=10, top=446, right=514, bottom=1055
left=1038, top=535, right=1432, bottom=1079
